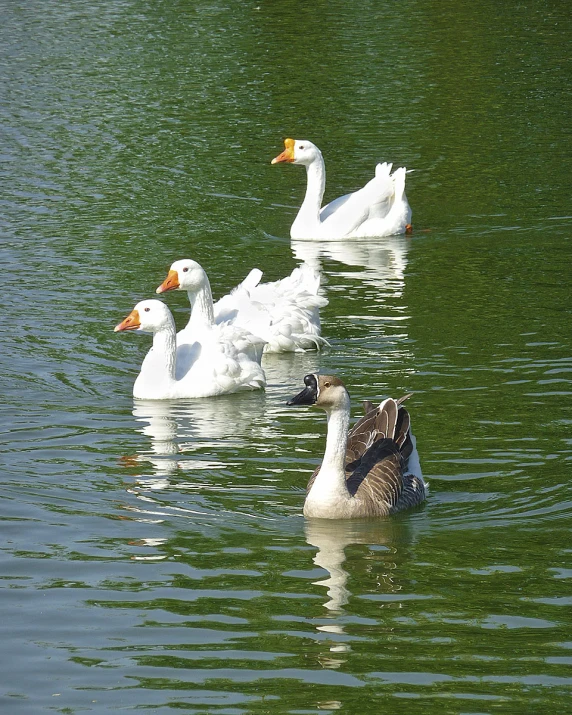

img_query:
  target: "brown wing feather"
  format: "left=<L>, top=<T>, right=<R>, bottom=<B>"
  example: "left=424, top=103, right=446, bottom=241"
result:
left=396, top=393, right=413, bottom=406
left=394, top=409, right=413, bottom=464
left=395, top=409, right=410, bottom=448
left=391, top=473, right=427, bottom=513
left=346, top=398, right=399, bottom=463
left=346, top=439, right=405, bottom=515
left=345, top=408, right=381, bottom=464
left=379, top=398, right=398, bottom=441
left=306, top=464, right=321, bottom=493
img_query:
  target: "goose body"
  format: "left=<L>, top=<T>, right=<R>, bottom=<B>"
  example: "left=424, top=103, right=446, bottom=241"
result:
left=287, top=374, right=426, bottom=519
left=115, top=300, right=266, bottom=399
left=272, top=138, right=412, bottom=240
left=157, top=259, right=328, bottom=353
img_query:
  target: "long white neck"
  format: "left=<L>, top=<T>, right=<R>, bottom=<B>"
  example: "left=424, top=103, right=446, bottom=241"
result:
left=306, top=404, right=351, bottom=515
left=321, top=407, right=350, bottom=481
left=151, top=327, right=177, bottom=380
left=293, top=155, right=326, bottom=234
left=134, top=320, right=178, bottom=398
left=187, top=275, right=215, bottom=327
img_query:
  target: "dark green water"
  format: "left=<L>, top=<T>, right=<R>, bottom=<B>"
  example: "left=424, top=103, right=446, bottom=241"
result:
left=1, top=1, right=571, bottom=713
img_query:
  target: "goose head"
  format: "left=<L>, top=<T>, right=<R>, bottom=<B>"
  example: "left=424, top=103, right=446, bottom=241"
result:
left=115, top=299, right=174, bottom=335
left=156, top=259, right=207, bottom=295
left=287, top=374, right=350, bottom=412
left=272, top=138, right=322, bottom=168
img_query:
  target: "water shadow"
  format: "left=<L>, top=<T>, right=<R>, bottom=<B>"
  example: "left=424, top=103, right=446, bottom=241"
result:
left=304, top=516, right=422, bottom=671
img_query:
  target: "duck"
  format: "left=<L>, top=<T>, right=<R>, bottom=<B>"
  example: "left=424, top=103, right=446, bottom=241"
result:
left=114, top=299, right=266, bottom=399
left=156, top=259, right=329, bottom=353
left=271, top=138, right=412, bottom=240
left=287, top=374, right=427, bottom=519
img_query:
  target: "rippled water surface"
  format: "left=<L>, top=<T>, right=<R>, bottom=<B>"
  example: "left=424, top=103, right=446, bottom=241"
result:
left=1, top=1, right=571, bottom=713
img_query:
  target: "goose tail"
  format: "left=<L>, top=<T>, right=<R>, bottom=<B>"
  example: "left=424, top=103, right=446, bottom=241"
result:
left=375, top=161, right=393, bottom=180
left=391, top=167, right=407, bottom=204
left=235, top=268, right=263, bottom=294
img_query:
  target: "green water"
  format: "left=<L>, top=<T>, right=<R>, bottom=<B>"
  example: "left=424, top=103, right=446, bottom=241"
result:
left=1, top=1, right=571, bottom=713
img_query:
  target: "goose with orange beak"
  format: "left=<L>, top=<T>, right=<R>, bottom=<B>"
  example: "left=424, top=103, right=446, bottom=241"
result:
left=156, top=258, right=328, bottom=354
left=271, top=138, right=412, bottom=240
left=114, top=299, right=266, bottom=400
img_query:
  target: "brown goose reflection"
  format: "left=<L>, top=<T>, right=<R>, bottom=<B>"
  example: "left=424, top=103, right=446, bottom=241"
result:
left=305, top=517, right=415, bottom=613
left=305, top=517, right=420, bottom=671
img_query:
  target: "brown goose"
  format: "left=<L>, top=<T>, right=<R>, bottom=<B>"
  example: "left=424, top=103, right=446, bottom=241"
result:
left=287, top=374, right=427, bottom=519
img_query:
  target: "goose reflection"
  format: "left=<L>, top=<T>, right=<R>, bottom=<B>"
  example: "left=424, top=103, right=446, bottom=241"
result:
left=124, top=348, right=323, bottom=487
left=292, top=234, right=410, bottom=291
left=128, top=392, right=266, bottom=485
left=260, top=351, right=322, bottom=398
left=305, top=517, right=417, bottom=669
left=305, top=518, right=411, bottom=613
left=293, top=235, right=413, bottom=370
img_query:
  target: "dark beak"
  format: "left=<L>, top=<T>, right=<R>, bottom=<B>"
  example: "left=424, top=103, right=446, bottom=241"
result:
left=287, top=374, right=318, bottom=406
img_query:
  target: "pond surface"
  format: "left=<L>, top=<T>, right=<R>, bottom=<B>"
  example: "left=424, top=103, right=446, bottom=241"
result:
left=1, top=1, right=571, bottom=713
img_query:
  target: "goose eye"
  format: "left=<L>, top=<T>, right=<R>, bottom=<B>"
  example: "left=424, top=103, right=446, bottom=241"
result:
left=299, top=145, right=304, bottom=150
left=144, top=307, right=150, bottom=312
left=183, top=267, right=189, bottom=273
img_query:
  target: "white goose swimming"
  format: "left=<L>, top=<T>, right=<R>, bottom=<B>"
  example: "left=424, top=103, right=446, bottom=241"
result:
left=272, top=139, right=412, bottom=240
left=287, top=374, right=427, bottom=519
left=115, top=299, right=266, bottom=399
left=156, top=259, right=328, bottom=353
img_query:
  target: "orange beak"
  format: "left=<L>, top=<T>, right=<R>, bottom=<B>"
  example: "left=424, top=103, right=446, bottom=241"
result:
left=271, top=137, right=295, bottom=164
left=156, top=269, right=180, bottom=294
left=114, top=309, right=141, bottom=332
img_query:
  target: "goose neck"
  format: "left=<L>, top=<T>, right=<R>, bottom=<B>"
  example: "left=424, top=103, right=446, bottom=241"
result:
left=320, top=406, right=350, bottom=479
left=188, top=276, right=215, bottom=326
left=301, top=157, right=326, bottom=219
left=152, top=323, right=178, bottom=381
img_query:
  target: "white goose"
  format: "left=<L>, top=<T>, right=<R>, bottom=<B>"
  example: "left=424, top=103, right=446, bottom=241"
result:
left=272, top=138, right=412, bottom=240
left=156, top=259, right=328, bottom=353
left=287, top=374, right=427, bottom=519
left=115, top=300, right=266, bottom=399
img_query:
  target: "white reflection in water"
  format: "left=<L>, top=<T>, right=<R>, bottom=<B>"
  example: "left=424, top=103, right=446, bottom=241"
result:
left=261, top=351, right=323, bottom=395
left=129, top=394, right=266, bottom=483
left=305, top=518, right=418, bottom=670
left=127, top=348, right=322, bottom=486
left=122, top=394, right=272, bottom=525
left=305, top=516, right=423, bottom=607
left=307, top=520, right=352, bottom=613
left=292, top=235, right=410, bottom=294
left=292, top=237, right=413, bottom=369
